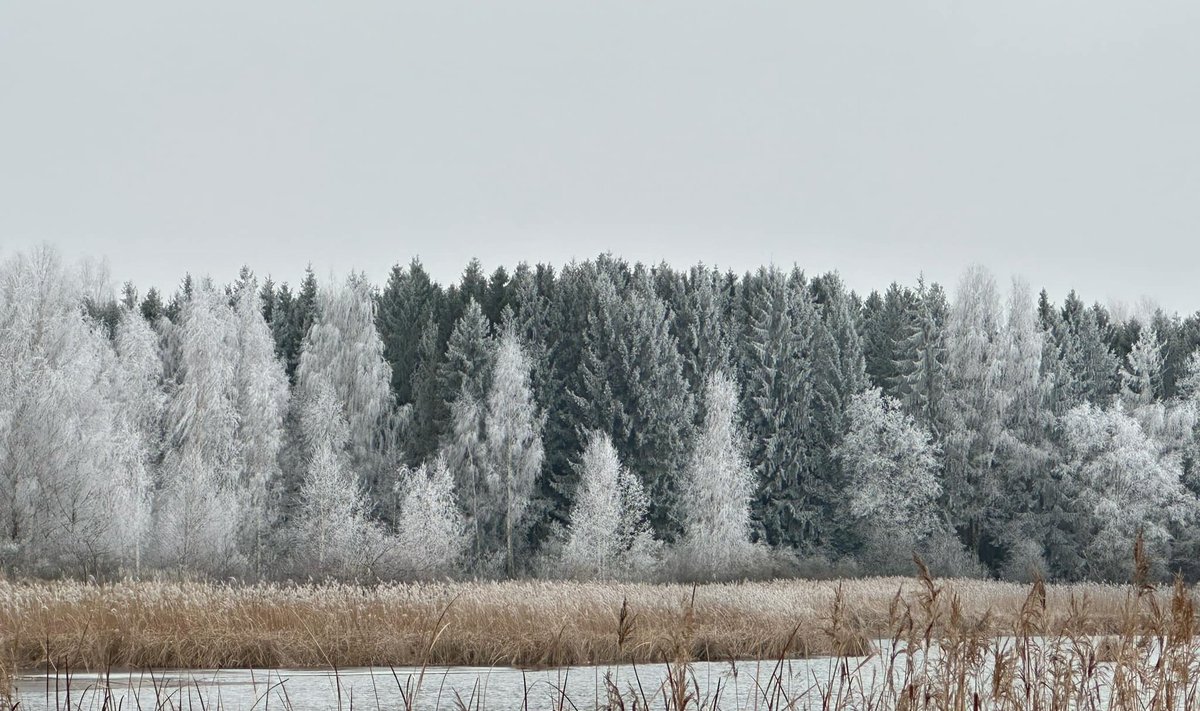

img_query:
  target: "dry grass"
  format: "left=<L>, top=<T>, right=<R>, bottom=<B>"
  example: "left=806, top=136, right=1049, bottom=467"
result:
left=0, top=574, right=1142, bottom=673
left=6, top=558, right=1200, bottom=709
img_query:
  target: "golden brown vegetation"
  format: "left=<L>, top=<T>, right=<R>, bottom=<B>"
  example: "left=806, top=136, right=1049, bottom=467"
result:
left=0, top=573, right=1146, bottom=672
left=6, top=547, right=1200, bottom=709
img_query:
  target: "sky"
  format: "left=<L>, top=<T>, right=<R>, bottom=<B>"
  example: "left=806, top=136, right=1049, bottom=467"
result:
left=2, top=1, right=1199, bottom=314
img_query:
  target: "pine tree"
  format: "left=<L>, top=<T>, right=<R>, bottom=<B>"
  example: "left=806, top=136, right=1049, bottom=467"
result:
left=991, top=279, right=1052, bottom=567
left=408, top=315, right=445, bottom=464
left=439, top=299, right=493, bottom=408
left=1060, top=292, right=1119, bottom=405
left=140, top=287, right=165, bottom=323
left=807, top=272, right=868, bottom=551
left=571, top=266, right=694, bottom=538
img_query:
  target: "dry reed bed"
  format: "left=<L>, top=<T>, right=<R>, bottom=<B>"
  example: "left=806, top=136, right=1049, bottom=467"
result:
left=0, top=576, right=1141, bottom=672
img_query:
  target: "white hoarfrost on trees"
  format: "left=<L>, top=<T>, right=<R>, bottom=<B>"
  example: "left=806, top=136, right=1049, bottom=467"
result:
left=1057, top=402, right=1196, bottom=581
left=393, top=456, right=466, bottom=577
left=485, top=329, right=545, bottom=577
left=677, top=372, right=755, bottom=579
left=1120, top=326, right=1164, bottom=407
left=294, top=378, right=379, bottom=578
left=941, top=265, right=1005, bottom=556
left=296, top=274, right=394, bottom=468
left=231, top=276, right=290, bottom=572
left=560, top=432, right=656, bottom=580
left=438, top=299, right=494, bottom=570
left=838, top=388, right=941, bottom=558
left=0, top=248, right=151, bottom=575
left=157, top=448, right=237, bottom=572
left=158, top=281, right=289, bottom=574
left=114, top=306, right=166, bottom=459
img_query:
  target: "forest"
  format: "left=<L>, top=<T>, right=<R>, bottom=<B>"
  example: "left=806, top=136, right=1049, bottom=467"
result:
left=2, top=245, right=1198, bottom=584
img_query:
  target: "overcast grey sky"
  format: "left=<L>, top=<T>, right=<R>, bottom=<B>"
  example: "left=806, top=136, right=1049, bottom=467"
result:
left=2, top=1, right=1198, bottom=313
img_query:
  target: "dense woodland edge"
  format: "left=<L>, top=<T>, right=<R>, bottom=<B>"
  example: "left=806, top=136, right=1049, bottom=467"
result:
left=3, top=245, right=1198, bottom=584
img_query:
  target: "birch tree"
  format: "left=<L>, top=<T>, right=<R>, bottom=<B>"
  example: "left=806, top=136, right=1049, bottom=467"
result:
left=678, top=372, right=755, bottom=579
left=560, top=432, right=656, bottom=579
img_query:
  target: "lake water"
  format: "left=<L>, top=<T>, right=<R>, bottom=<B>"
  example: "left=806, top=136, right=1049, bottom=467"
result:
left=13, top=656, right=879, bottom=711
left=11, top=637, right=1157, bottom=710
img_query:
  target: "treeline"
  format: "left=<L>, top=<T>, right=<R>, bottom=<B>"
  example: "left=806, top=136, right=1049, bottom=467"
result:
left=4, top=246, right=1200, bottom=583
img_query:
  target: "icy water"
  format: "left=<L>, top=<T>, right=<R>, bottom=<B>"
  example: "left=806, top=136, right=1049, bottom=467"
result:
left=13, top=657, right=876, bottom=711
left=11, top=637, right=1151, bottom=710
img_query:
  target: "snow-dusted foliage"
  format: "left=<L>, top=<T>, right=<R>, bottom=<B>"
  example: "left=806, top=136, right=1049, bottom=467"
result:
left=230, top=275, right=290, bottom=571
left=114, top=306, right=166, bottom=457
left=156, top=448, right=237, bottom=573
left=1056, top=403, right=1197, bottom=581
left=940, top=265, right=1006, bottom=553
left=838, top=388, right=940, bottom=545
left=12, top=249, right=1200, bottom=584
left=484, top=329, right=545, bottom=576
left=393, top=456, right=465, bottom=578
left=0, top=247, right=151, bottom=575
left=677, top=372, right=755, bottom=578
left=157, top=279, right=289, bottom=574
left=297, top=274, right=393, bottom=459
left=293, top=378, right=378, bottom=578
left=560, top=432, right=656, bottom=580
left=1121, top=326, right=1164, bottom=407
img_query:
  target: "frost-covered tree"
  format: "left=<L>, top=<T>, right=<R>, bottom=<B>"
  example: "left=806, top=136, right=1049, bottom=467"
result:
left=738, top=267, right=816, bottom=549
left=572, top=267, right=695, bottom=539
left=896, top=277, right=948, bottom=432
left=156, top=448, right=237, bottom=573
left=677, top=372, right=755, bottom=578
left=0, top=248, right=151, bottom=575
left=1121, top=326, right=1164, bottom=407
left=393, top=456, right=466, bottom=578
left=158, top=280, right=288, bottom=574
left=941, top=265, right=1005, bottom=557
left=1178, top=349, right=1200, bottom=401
left=230, top=275, right=289, bottom=572
left=484, top=328, right=544, bottom=576
left=164, top=285, right=240, bottom=474
left=807, top=272, right=868, bottom=550
left=992, top=280, right=1052, bottom=564
left=1056, top=403, right=1196, bottom=581
left=114, top=306, right=166, bottom=457
left=560, top=432, right=656, bottom=579
left=297, top=273, right=395, bottom=513
left=438, top=301, right=494, bottom=568
left=838, top=388, right=940, bottom=556
left=1060, top=293, right=1119, bottom=405
left=293, top=378, right=378, bottom=578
